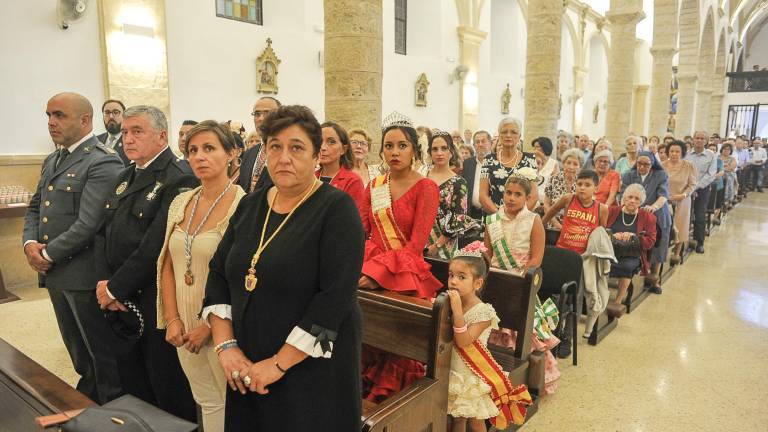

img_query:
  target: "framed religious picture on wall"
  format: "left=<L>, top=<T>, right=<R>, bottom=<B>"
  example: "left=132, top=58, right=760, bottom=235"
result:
left=256, top=38, right=281, bottom=94
left=415, top=73, right=429, bottom=107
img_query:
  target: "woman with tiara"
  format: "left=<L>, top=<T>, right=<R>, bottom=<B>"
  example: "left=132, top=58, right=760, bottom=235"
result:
left=358, top=111, right=442, bottom=402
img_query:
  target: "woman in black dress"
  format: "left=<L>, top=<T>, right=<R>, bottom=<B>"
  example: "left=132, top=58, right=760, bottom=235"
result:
left=202, top=105, right=365, bottom=431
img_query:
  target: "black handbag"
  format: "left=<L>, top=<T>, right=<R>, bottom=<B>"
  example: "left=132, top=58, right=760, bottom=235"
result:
left=62, top=395, right=197, bottom=432
left=611, top=234, right=641, bottom=258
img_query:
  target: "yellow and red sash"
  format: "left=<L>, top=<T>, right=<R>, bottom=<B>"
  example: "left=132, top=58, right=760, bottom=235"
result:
left=456, top=340, right=533, bottom=428
left=370, top=174, right=407, bottom=251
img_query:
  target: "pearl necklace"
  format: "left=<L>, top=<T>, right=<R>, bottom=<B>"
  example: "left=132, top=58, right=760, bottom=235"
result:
left=621, top=210, right=638, bottom=226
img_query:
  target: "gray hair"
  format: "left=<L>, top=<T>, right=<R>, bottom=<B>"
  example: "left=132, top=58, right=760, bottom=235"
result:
left=123, top=105, right=168, bottom=132
left=625, top=134, right=640, bottom=149
left=498, top=117, right=523, bottom=134
left=561, top=148, right=584, bottom=165
left=557, top=131, right=574, bottom=144
left=623, top=183, right=647, bottom=204
left=594, top=149, right=614, bottom=164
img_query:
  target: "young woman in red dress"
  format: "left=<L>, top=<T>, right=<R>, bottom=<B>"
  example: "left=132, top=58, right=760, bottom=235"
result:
left=358, top=113, right=441, bottom=402
left=316, top=122, right=366, bottom=213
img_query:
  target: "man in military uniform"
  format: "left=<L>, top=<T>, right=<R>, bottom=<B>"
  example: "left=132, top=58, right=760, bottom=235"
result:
left=22, top=92, right=124, bottom=404
left=96, top=99, right=131, bottom=165
left=94, top=105, right=198, bottom=421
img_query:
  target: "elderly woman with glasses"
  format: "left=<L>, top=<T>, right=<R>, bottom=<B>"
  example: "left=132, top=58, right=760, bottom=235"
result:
left=620, top=151, right=671, bottom=294
left=348, top=128, right=381, bottom=183
left=594, top=149, right=621, bottom=206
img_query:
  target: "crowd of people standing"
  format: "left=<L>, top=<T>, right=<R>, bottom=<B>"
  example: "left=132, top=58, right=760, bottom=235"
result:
left=22, top=91, right=766, bottom=431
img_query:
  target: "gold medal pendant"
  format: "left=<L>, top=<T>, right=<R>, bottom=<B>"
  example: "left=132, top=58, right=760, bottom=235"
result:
left=184, top=269, right=194, bottom=286
left=245, top=269, right=257, bottom=292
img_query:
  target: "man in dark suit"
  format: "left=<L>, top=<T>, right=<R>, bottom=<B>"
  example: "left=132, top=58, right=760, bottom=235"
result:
left=96, top=99, right=131, bottom=166
left=237, top=96, right=280, bottom=193
left=461, top=130, right=493, bottom=221
left=94, top=105, right=198, bottom=421
left=22, top=92, right=124, bottom=404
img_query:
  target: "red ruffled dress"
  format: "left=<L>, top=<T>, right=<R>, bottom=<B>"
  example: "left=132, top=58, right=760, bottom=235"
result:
left=360, top=177, right=442, bottom=402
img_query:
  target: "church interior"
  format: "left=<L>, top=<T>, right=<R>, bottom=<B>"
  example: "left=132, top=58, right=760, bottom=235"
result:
left=1, top=0, right=767, bottom=431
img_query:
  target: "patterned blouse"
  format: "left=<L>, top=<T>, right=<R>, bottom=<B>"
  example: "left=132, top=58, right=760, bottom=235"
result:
left=480, top=152, right=538, bottom=208
left=544, top=171, right=576, bottom=226
left=435, top=175, right=479, bottom=239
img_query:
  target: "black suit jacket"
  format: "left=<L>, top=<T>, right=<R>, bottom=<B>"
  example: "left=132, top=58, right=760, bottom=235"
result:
left=95, top=147, right=199, bottom=322
left=461, top=157, right=484, bottom=220
left=97, top=132, right=131, bottom=166
left=237, top=144, right=273, bottom=193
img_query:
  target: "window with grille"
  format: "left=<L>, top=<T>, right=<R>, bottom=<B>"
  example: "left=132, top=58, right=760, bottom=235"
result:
left=395, top=0, right=407, bottom=55
left=216, top=0, right=263, bottom=25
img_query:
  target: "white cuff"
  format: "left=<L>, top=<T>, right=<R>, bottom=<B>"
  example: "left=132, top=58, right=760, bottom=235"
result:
left=41, top=248, right=53, bottom=263
left=105, top=287, right=115, bottom=300
left=23, top=240, right=37, bottom=248
left=286, top=326, right=332, bottom=359
left=201, top=304, right=232, bottom=328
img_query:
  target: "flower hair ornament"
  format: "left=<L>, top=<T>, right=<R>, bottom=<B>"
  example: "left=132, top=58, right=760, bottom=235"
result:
left=454, top=241, right=488, bottom=258
left=381, top=111, right=414, bottom=131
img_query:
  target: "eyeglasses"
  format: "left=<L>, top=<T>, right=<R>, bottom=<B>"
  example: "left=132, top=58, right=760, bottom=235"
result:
left=103, top=110, right=123, bottom=117
left=251, top=110, right=271, bottom=118
left=636, top=161, right=651, bottom=167
left=350, top=140, right=368, bottom=147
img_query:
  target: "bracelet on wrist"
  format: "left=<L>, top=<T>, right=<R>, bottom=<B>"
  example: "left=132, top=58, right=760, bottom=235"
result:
left=165, top=317, right=181, bottom=329
left=453, top=324, right=468, bottom=334
left=214, top=339, right=238, bottom=355
left=273, top=355, right=287, bottom=374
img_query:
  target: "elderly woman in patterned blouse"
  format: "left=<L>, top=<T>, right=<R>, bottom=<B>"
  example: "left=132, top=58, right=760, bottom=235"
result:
left=479, top=117, right=538, bottom=214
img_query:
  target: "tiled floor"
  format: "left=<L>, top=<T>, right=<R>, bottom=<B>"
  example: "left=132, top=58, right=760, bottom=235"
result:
left=1, top=194, right=767, bottom=431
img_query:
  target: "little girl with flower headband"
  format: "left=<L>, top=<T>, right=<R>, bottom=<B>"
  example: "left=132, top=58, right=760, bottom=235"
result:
left=447, top=242, right=532, bottom=431
left=483, top=171, right=561, bottom=395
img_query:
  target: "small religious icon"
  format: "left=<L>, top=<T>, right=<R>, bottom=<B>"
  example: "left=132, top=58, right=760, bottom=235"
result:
left=501, top=84, right=512, bottom=114
left=256, top=38, right=281, bottom=94
left=593, top=102, right=600, bottom=124
left=415, top=73, right=429, bottom=107
left=184, top=269, right=194, bottom=286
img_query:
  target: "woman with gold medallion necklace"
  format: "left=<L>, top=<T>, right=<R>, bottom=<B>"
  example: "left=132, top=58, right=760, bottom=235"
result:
left=202, top=106, right=365, bottom=431
left=156, top=120, right=245, bottom=432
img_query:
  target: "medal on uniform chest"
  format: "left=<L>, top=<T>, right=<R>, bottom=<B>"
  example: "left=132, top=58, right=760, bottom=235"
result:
left=147, top=181, right=163, bottom=201
left=116, top=181, right=128, bottom=195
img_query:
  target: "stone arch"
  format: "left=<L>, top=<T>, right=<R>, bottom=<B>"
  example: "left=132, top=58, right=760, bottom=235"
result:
left=675, top=0, right=700, bottom=136
left=455, top=0, right=487, bottom=28
left=694, top=9, right=716, bottom=131
left=559, top=18, right=577, bottom=131
left=582, top=30, right=610, bottom=68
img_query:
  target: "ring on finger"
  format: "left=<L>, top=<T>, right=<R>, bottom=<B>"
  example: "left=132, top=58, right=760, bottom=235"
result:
left=243, top=376, right=251, bottom=386
left=231, top=370, right=240, bottom=380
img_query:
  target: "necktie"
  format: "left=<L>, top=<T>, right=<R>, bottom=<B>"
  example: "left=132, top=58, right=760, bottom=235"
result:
left=55, top=148, right=70, bottom=169
left=106, top=135, right=116, bottom=149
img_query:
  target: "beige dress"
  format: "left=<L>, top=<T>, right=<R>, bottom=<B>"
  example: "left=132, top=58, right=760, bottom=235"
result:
left=662, top=160, right=698, bottom=242
left=156, top=185, right=245, bottom=432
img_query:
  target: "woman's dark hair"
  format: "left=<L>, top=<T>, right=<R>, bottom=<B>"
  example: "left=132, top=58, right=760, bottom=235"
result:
left=532, top=136, right=553, bottom=156
left=720, top=143, right=733, bottom=154
left=380, top=125, right=422, bottom=163
left=232, top=132, right=245, bottom=150
left=321, top=121, right=354, bottom=169
left=259, top=105, right=322, bottom=156
left=183, top=120, right=238, bottom=156
left=428, top=131, right=459, bottom=168
left=505, top=175, right=533, bottom=195
left=665, top=140, right=687, bottom=158
left=451, top=255, right=490, bottom=282
left=577, top=169, right=599, bottom=185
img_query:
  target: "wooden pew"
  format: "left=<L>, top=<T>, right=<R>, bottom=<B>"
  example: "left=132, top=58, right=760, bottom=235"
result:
left=0, top=337, right=94, bottom=432
left=608, top=272, right=650, bottom=314
left=359, top=290, right=452, bottom=432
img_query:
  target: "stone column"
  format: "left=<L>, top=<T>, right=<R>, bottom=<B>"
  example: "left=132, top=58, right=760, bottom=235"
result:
left=457, top=26, right=487, bottom=132
left=708, top=89, right=725, bottom=135
left=631, top=84, right=650, bottom=134
left=523, top=0, right=563, bottom=144
left=647, top=47, right=676, bottom=136
left=604, top=2, right=644, bottom=151
left=98, top=0, right=170, bottom=117
left=675, top=74, right=698, bottom=136
left=694, top=88, right=713, bottom=133
left=324, top=0, right=383, bottom=156
left=572, top=66, right=588, bottom=133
